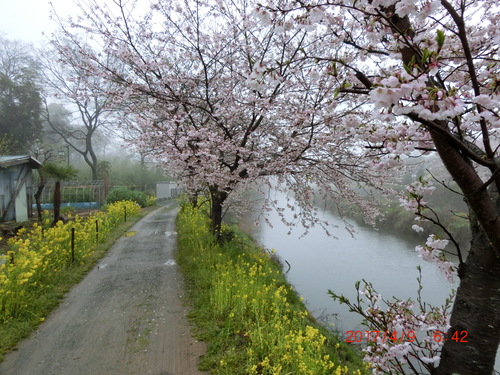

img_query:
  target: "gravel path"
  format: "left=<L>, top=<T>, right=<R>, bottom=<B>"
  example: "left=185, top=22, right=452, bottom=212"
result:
left=0, top=203, right=206, bottom=375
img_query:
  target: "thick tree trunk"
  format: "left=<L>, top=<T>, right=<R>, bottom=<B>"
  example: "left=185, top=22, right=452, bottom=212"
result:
left=52, top=180, right=61, bottom=227
left=428, top=127, right=500, bottom=374
left=90, top=162, right=98, bottom=181
left=82, top=148, right=98, bottom=180
left=436, top=213, right=500, bottom=374
left=209, top=187, right=228, bottom=237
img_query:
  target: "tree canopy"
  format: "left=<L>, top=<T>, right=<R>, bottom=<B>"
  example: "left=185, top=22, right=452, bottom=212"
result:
left=52, top=0, right=385, bottom=234
left=0, top=37, right=43, bottom=153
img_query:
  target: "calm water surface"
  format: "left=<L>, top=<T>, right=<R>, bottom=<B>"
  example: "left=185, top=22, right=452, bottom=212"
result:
left=240, top=191, right=499, bottom=371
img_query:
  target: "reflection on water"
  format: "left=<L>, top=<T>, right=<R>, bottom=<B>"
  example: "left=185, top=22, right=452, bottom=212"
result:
left=238, top=191, right=498, bottom=372
left=243, top=194, right=456, bottom=333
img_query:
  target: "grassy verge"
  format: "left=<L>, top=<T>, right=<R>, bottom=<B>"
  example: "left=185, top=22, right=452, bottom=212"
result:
left=176, top=203, right=369, bottom=375
left=0, top=204, right=158, bottom=362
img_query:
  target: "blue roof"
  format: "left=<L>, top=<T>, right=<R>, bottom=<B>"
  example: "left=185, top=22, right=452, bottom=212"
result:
left=0, top=155, right=42, bottom=169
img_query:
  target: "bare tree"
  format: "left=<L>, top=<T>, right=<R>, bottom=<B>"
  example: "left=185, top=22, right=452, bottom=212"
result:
left=39, top=42, right=116, bottom=179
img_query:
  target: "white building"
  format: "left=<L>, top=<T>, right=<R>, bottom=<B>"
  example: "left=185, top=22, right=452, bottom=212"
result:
left=156, top=181, right=182, bottom=200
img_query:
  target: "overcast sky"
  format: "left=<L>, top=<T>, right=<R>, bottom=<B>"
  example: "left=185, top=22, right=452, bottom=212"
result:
left=0, top=0, right=79, bottom=44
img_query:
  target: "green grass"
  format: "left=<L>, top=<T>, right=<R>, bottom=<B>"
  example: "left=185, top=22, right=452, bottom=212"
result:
left=176, top=203, right=369, bottom=375
left=0, top=205, right=158, bottom=362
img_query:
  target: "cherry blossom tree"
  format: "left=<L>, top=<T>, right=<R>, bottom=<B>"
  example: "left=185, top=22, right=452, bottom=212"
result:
left=258, top=0, right=500, bottom=373
left=51, top=0, right=384, bottom=235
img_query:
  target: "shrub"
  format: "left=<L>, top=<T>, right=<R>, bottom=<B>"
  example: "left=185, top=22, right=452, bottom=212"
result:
left=145, top=195, right=157, bottom=207
left=106, top=187, right=147, bottom=207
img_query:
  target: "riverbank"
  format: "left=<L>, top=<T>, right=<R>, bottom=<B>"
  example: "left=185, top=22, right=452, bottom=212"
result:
left=317, top=193, right=470, bottom=253
left=176, top=203, right=369, bottom=374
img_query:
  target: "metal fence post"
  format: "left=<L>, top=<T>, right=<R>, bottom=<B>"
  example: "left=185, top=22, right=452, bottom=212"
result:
left=71, top=228, right=75, bottom=264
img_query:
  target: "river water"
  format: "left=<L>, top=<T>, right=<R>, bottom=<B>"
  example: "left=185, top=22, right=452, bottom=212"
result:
left=239, top=191, right=499, bottom=372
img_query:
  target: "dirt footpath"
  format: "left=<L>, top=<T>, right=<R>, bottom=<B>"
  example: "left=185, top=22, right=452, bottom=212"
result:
left=0, top=203, right=207, bottom=375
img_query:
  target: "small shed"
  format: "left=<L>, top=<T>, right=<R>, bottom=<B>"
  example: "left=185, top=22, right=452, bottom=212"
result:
left=156, top=181, right=182, bottom=200
left=0, top=155, right=42, bottom=222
